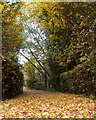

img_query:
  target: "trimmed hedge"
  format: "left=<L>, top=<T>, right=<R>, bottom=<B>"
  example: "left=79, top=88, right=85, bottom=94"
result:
left=2, top=58, right=24, bottom=100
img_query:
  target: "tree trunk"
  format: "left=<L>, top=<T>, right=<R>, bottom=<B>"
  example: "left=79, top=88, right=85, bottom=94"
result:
left=44, top=73, right=47, bottom=88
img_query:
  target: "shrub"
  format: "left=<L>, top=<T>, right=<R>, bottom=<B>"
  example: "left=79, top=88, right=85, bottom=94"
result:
left=71, top=64, right=96, bottom=96
left=72, top=50, right=96, bottom=96
left=2, top=58, right=24, bottom=100
left=60, top=50, right=96, bottom=96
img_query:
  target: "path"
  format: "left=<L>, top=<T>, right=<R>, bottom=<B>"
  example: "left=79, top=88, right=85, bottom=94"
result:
left=0, top=87, right=95, bottom=118
left=23, top=87, right=50, bottom=94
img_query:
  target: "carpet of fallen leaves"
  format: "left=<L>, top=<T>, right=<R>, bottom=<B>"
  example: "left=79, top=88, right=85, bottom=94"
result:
left=0, top=87, right=95, bottom=118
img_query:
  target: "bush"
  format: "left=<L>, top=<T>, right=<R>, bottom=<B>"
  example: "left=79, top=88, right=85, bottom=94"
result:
left=72, top=50, right=96, bottom=96
left=71, top=64, right=96, bottom=96
left=60, top=50, right=96, bottom=96
left=2, top=58, right=24, bottom=100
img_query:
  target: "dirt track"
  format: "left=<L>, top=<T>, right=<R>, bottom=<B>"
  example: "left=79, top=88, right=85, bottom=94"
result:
left=23, top=87, right=50, bottom=94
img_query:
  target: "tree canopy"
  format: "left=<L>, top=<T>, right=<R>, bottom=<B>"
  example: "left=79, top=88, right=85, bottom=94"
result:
left=2, top=2, right=25, bottom=58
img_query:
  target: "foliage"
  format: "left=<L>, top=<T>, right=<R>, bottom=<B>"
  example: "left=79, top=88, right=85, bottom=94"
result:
left=20, top=21, right=50, bottom=88
left=44, top=87, right=62, bottom=93
left=1, top=2, right=25, bottom=58
left=25, top=2, right=96, bottom=92
left=89, top=94, right=96, bottom=100
left=72, top=50, right=96, bottom=96
left=27, top=2, right=96, bottom=67
left=1, top=2, right=96, bottom=100
left=0, top=2, right=26, bottom=101
left=60, top=71, right=74, bottom=92
left=1, top=88, right=95, bottom=118
left=23, top=57, right=37, bottom=88
left=25, top=79, right=35, bottom=89
left=1, top=2, right=26, bottom=101
left=61, top=49, right=96, bottom=96
left=2, top=58, right=24, bottom=100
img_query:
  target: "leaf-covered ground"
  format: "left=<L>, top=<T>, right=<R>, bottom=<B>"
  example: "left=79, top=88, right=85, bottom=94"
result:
left=0, top=87, right=95, bottom=118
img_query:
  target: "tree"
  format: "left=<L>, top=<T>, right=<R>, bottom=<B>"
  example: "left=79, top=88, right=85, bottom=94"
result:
left=27, top=2, right=95, bottom=66
left=25, top=2, right=96, bottom=91
left=1, top=1, right=25, bottom=100
left=23, top=57, right=36, bottom=88
left=20, top=21, right=50, bottom=88
left=2, top=2, right=95, bottom=93
left=1, top=2, right=25, bottom=58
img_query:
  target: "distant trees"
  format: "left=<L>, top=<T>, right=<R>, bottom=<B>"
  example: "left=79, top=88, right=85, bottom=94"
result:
left=20, top=21, right=50, bottom=88
left=23, top=57, right=37, bottom=88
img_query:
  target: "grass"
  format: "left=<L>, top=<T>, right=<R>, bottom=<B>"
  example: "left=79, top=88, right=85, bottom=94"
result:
left=43, top=87, right=62, bottom=93
left=27, top=87, right=35, bottom=90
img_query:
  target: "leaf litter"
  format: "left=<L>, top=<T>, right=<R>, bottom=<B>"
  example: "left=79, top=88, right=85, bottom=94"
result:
left=0, top=88, right=95, bottom=118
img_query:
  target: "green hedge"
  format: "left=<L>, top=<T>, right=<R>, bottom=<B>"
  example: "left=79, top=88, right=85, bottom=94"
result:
left=2, top=58, right=24, bottom=100
left=60, top=50, right=96, bottom=96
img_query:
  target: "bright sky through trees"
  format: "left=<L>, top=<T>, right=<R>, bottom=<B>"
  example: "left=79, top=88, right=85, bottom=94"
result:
left=18, top=22, right=47, bottom=65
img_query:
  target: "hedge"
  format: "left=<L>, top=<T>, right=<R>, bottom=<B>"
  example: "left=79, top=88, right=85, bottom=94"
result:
left=2, top=58, right=24, bottom=100
left=60, top=50, right=96, bottom=96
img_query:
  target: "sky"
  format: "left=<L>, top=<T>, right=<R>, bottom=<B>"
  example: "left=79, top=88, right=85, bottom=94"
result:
left=18, top=21, right=47, bottom=65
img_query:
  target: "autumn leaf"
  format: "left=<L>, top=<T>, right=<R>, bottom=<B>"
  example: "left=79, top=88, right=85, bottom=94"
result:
left=1, top=88, right=95, bottom=118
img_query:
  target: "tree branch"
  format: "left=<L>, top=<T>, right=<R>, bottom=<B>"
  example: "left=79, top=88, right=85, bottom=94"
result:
left=29, top=48, right=50, bottom=77
left=20, top=52, right=45, bottom=77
